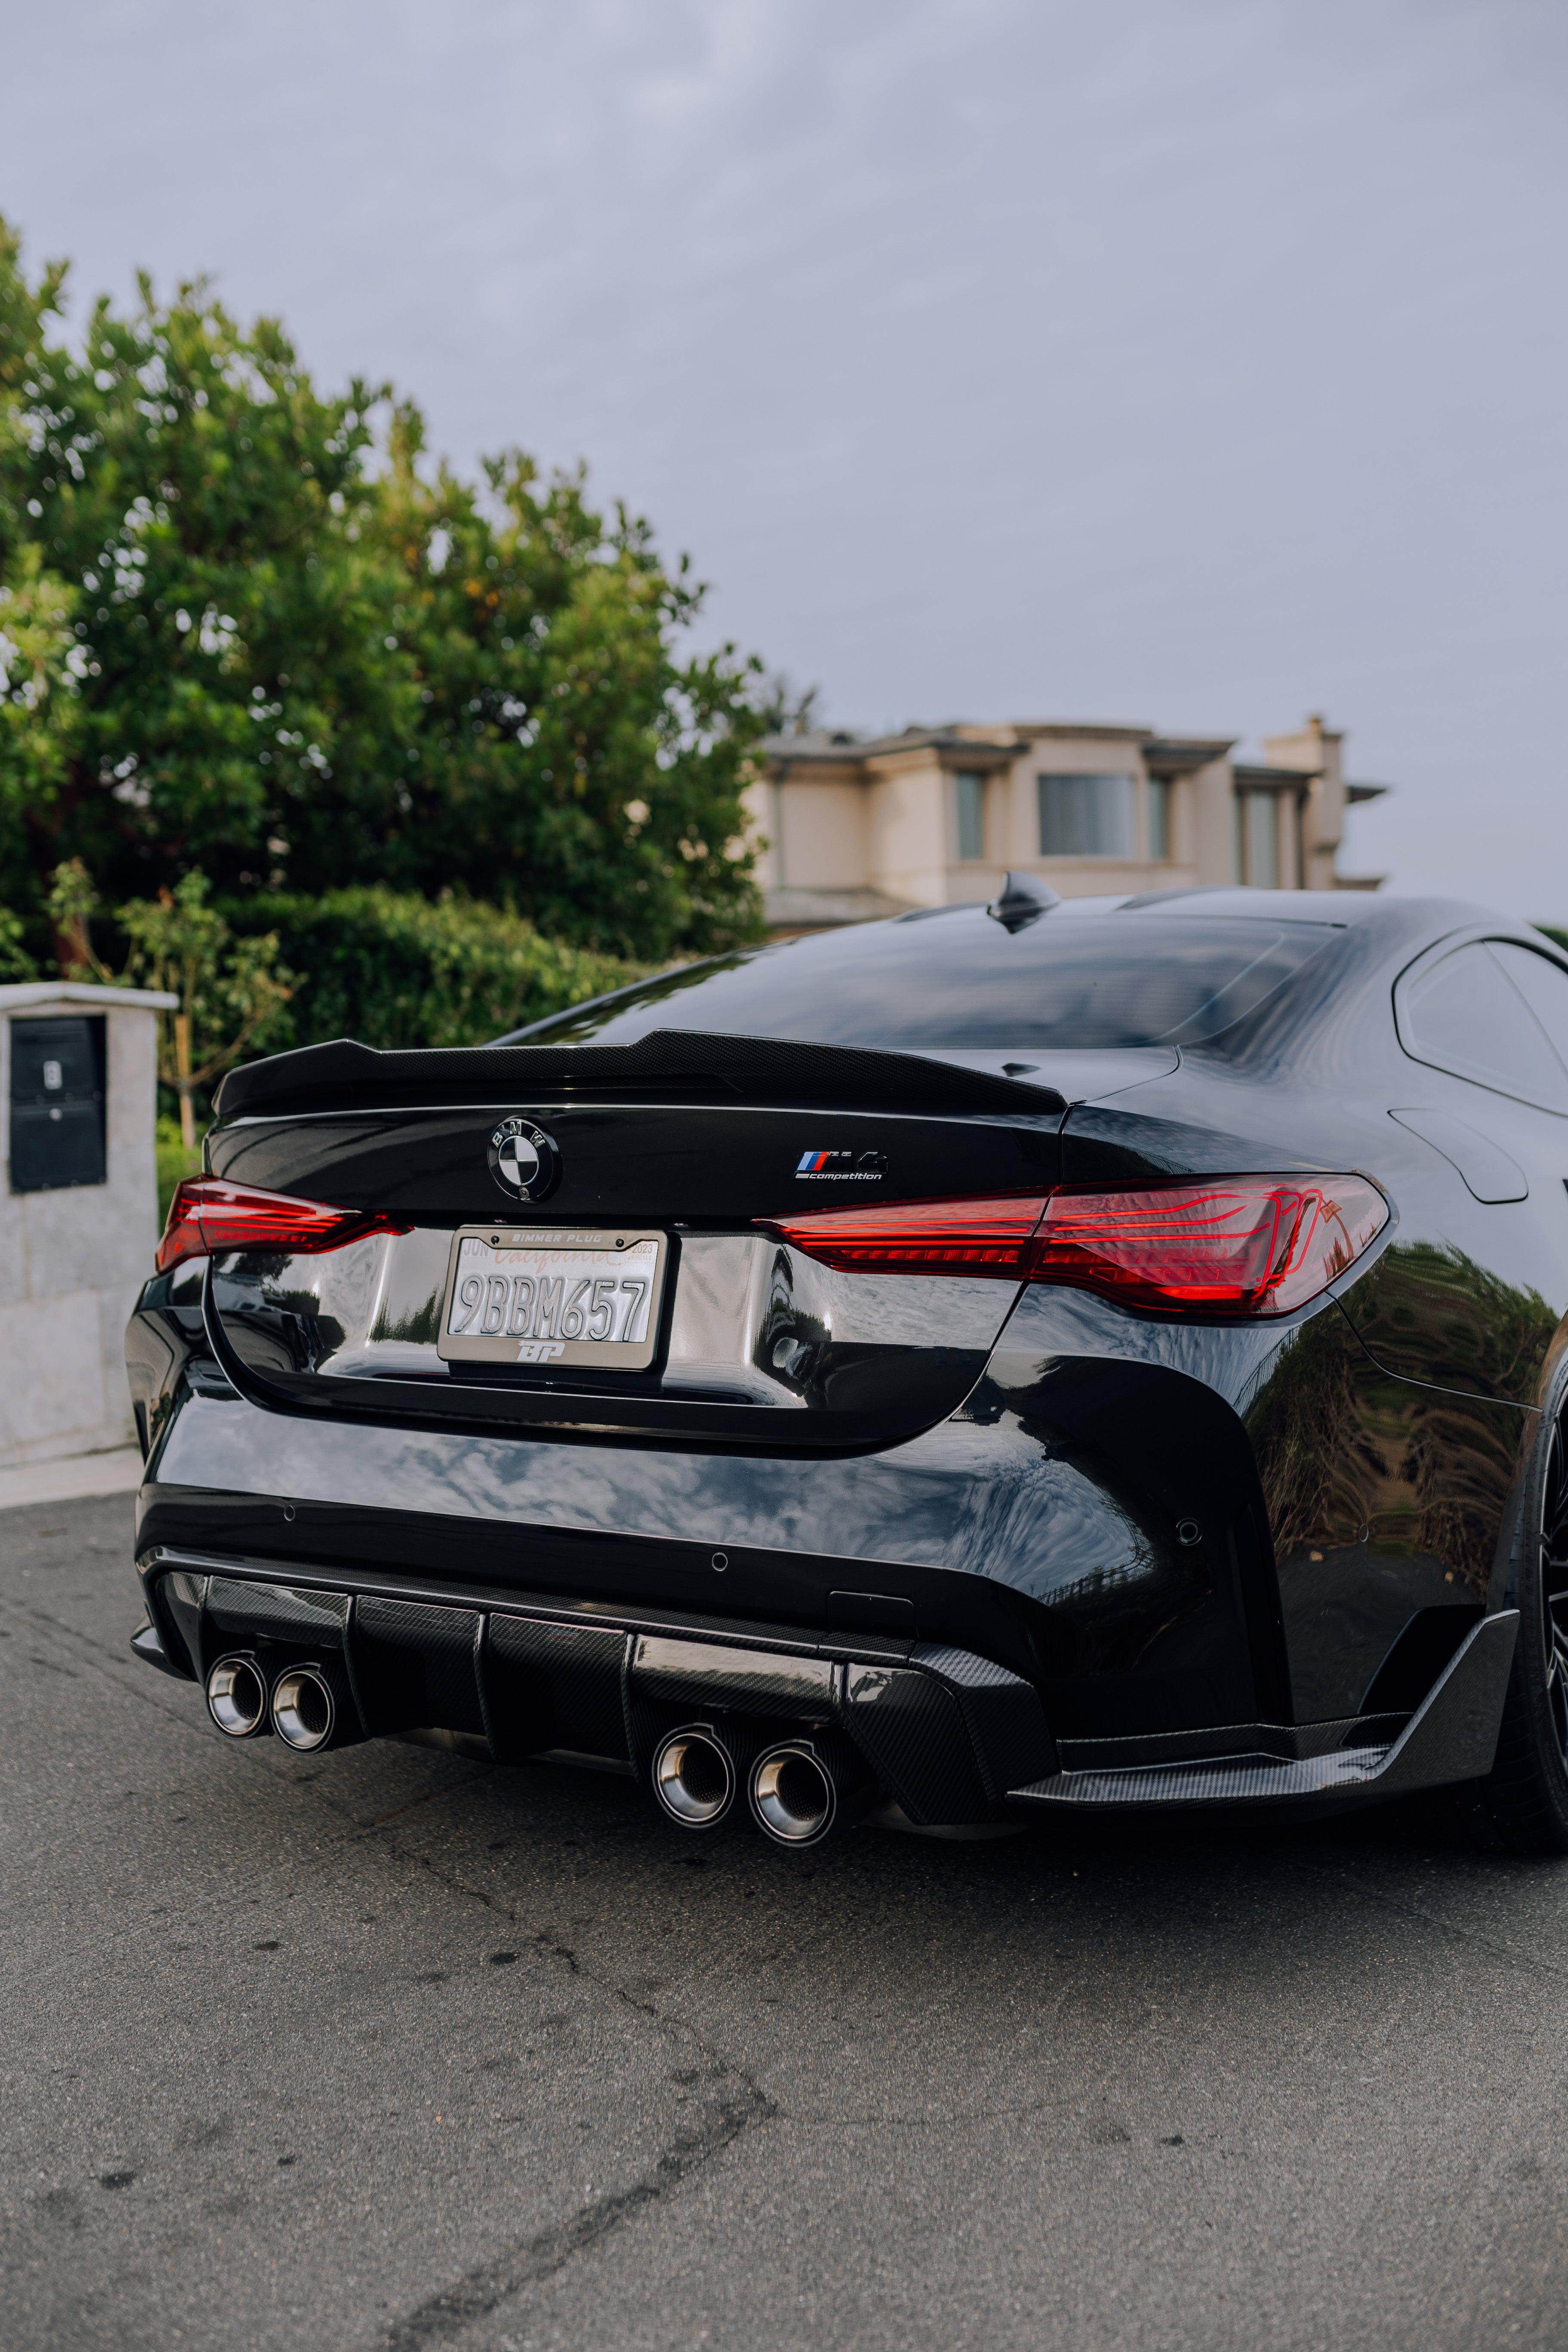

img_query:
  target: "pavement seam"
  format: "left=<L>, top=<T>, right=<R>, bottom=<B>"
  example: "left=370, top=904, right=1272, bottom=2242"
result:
left=2, top=1595, right=210, bottom=1731
left=9, top=1612, right=785, bottom=2348
left=361, top=1774, right=500, bottom=1828
left=1298, top=1858, right=1568, bottom=1979
left=355, top=1809, right=792, bottom=2341
left=380, top=2072, right=777, bottom=2351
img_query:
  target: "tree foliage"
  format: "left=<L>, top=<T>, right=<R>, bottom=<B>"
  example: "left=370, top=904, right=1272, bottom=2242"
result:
left=116, top=871, right=294, bottom=1144
left=0, top=216, right=766, bottom=967
left=51, top=858, right=293, bottom=1145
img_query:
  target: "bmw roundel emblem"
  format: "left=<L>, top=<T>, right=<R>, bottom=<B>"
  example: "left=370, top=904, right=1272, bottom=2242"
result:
left=488, top=1117, right=560, bottom=1202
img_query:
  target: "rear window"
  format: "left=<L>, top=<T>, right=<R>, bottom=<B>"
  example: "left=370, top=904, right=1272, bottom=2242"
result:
left=512, top=909, right=1337, bottom=1053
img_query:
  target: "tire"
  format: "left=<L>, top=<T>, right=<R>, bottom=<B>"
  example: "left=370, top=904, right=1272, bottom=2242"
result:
left=1464, top=1393, right=1568, bottom=1854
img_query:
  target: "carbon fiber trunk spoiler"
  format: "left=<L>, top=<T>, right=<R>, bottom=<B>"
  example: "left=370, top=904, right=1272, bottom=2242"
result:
left=214, top=1029, right=1068, bottom=1122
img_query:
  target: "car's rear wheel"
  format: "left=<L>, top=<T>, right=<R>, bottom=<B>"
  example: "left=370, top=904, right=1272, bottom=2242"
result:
left=1464, top=1395, right=1568, bottom=1853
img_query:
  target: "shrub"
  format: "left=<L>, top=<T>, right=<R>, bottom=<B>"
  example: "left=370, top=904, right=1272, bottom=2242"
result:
left=0, top=906, right=37, bottom=980
left=46, top=860, right=294, bottom=1144
left=156, top=1113, right=204, bottom=1224
left=227, top=888, right=647, bottom=1053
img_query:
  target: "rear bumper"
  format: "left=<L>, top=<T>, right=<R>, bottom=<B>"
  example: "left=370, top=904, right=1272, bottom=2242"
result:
left=140, top=1545, right=1054, bottom=1828
left=129, top=1261, right=1525, bottom=1823
left=137, top=1542, right=1517, bottom=1824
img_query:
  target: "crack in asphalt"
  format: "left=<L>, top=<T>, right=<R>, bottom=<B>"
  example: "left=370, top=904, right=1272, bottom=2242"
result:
left=353, top=1806, right=793, bottom=2342
left=381, top=2070, right=777, bottom=2351
left=358, top=1819, right=701, bottom=2033
left=362, top=1774, right=499, bottom=1829
left=9, top=1589, right=786, bottom=2347
left=1300, top=1858, right=1568, bottom=1980
left=1, top=1595, right=212, bottom=1730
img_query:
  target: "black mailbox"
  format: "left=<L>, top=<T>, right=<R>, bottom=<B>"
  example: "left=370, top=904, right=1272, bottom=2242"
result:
left=9, top=1015, right=107, bottom=1193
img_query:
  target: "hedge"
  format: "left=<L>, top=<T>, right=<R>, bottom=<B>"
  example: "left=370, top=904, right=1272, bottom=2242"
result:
left=226, top=889, right=648, bottom=1054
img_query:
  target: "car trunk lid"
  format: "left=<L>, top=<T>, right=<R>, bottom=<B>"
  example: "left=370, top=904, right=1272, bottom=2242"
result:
left=198, top=1034, right=1066, bottom=1452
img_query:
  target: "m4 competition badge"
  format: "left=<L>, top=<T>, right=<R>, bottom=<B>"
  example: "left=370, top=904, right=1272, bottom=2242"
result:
left=489, top=1118, right=561, bottom=1203
left=795, top=1148, right=887, bottom=1182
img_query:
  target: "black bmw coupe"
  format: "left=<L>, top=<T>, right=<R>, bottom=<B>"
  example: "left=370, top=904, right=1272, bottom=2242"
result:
left=126, top=884, right=1568, bottom=1852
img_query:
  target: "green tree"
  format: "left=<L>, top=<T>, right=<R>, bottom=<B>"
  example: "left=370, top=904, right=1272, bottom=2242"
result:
left=0, top=224, right=410, bottom=932
left=50, top=859, right=291, bottom=1146
left=119, top=872, right=293, bottom=1148
left=358, top=408, right=765, bottom=959
left=0, top=216, right=766, bottom=968
left=0, top=547, right=88, bottom=962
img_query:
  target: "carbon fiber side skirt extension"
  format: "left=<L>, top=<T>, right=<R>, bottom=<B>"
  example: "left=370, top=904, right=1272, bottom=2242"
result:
left=1011, top=1612, right=1519, bottom=1812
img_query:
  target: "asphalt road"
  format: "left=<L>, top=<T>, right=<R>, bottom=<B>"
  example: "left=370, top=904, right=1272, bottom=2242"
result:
left=5, top=1495, right=1568, bottom=2352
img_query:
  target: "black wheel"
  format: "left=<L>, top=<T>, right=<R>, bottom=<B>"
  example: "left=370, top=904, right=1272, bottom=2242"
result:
left=1464, top=1396, right=1568, bottom=1854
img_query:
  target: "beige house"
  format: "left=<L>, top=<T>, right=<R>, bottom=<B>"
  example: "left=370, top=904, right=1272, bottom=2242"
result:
left=748, top=712, right=1387, bottom=932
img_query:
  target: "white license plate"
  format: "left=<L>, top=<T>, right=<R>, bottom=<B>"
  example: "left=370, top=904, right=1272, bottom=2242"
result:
left=437, top=1227, right=668, bottom=1370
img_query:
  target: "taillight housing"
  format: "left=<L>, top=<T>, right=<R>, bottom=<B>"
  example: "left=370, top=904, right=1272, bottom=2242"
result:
left=1026, top=1176, right=1388, bottom=1317
left=155, top=1179, right=411, bottom=1276
left=758, top=1194, right=1051, bottom=1278
left=760, top=1174, right=1387, bottom=1318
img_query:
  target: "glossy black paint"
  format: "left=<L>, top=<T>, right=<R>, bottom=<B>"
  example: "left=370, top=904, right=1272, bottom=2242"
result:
left=213, top=1026, right=1066, bottom=1123
left=179, top=1091, right=1070, bottom=1479
left=200, top=1256, right=999, bottom=1455
left=1041, top=902, right=1568, bottom=1729
left=126, top=892, right=1568, bottom=1815
left=204, top=1101, right=1061, bottom=1229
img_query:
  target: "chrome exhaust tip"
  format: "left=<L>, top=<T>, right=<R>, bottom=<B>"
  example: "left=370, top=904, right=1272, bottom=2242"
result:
left=749, top=1740, right=839, bottom=1847
left=270, top=1661, right=344, bottom=1754
left=205, top=1653, right=269, bottom=1738
left=652, top=1725, right=735, bottom=1828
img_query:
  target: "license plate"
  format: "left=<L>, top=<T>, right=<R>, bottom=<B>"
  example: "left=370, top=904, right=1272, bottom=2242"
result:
left=437, top=1227, right=668, bottom=1370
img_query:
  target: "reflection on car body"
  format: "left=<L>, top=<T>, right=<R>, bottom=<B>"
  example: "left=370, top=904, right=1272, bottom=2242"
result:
left=125, top=886, right=1568, bottom=1851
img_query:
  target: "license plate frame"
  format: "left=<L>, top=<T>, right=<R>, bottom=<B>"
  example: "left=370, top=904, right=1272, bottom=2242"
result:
left=436, top=1225, right=669, bottom=1372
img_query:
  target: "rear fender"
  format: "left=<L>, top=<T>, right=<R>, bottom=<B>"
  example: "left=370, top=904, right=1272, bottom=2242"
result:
left=983, top=1275, right=1535, bottom=1728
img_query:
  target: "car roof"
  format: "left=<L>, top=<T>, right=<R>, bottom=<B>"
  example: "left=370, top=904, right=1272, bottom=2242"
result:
left=1087, top=887, right=1501, bottom=932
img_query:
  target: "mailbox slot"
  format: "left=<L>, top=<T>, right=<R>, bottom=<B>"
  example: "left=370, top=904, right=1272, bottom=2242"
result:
left=8, top=1015, right=107, bottom=1193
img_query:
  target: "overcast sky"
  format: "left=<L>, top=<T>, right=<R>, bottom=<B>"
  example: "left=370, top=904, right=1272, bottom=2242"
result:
left=4, top=0, right=1564, bottom=910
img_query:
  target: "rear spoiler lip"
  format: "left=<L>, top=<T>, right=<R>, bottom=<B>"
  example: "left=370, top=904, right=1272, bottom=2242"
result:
left=213, top=1029, right=1069, bottom=1124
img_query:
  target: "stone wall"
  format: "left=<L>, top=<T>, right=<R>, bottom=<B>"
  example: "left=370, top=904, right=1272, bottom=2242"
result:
left=0, top=983, right=175, bottom=1469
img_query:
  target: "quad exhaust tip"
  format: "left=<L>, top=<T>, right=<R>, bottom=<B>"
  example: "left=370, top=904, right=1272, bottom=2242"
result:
left=271, top=1662, right=340, bottom=1754
left=205, top=1653, right=269, bottom=1738
left=749, top=1740, right=839, bottom=1847
left=652, top=1726, right=735, bottom=1828
left=205, top=1653, right=351, bottom=1751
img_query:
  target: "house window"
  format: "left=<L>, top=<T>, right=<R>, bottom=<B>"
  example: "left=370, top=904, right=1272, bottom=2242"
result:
left=1237, top=790, right=1280, bottom=888
left=1147, top=778, right=1172, bottom=862
left=1037, top=773, right=1135, bottom=858
left=954, top=772, right=986, bottom=862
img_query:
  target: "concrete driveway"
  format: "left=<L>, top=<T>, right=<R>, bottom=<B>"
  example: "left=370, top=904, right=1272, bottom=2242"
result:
left=4, top=1493, right=1567, bottom=2351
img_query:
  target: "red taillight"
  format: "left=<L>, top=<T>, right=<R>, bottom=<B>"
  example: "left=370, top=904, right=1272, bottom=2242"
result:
left=155, top=1179, right=411, bottom=1276
left=758, top=1195, right=1051, bottom=1277
left=761, top=1175, right=1387, bottom=1317
left=1028, top=1176, right=1387, bottom=1317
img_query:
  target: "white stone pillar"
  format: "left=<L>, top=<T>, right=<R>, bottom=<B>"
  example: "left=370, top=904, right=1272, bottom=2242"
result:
left=0, top=981, right=178, bottom=1470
